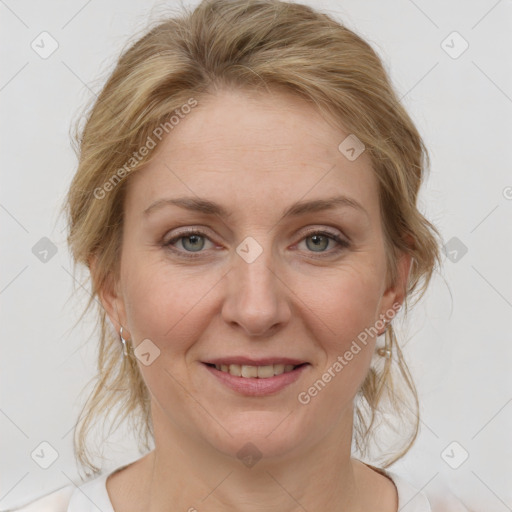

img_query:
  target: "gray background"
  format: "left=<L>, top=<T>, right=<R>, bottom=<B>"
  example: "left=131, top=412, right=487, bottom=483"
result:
left=1, top=0, right=511, bottom=510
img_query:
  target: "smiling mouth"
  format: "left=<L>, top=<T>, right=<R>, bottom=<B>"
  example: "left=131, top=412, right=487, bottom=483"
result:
left=204, top=362, right=308, bottom=379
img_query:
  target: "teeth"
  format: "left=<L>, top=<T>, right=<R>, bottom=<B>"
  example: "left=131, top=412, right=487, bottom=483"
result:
left=241, top=365, right=258, bottom=378
left=273, top=364, right=285, bottom=375
left=229, top=364, right=241, bottom=377
left=213, top=363, right=300, bottom=378
left=257, top=365, right=274, bottom=378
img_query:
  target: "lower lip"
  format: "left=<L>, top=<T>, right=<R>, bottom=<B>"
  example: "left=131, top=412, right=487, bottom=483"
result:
left=202, top=363, right=310, bottom=396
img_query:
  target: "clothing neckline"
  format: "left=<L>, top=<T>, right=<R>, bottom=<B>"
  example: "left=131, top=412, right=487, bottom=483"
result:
left=74, top=460, right=431, bottom=512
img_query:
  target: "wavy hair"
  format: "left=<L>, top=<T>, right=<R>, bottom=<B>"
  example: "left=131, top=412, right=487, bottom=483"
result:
left=62, top=0, right=442, bottom=478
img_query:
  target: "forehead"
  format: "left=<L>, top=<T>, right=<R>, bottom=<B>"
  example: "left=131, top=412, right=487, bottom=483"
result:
left=124, top=88, right=379, bottom=220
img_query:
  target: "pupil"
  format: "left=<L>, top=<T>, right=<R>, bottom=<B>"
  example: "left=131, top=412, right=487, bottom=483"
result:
left=184, top=235, right=204, bottom=251
left=307, top=234, right=328, bottom=252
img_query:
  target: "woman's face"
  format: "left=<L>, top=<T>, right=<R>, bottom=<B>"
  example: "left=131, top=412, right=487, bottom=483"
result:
left=101, top=87, right=410, bottom=462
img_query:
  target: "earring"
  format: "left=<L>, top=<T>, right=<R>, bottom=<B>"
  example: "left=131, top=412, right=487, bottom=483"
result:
left=119, top=326, right=130, bottom=358
left=376, top=321, right=392, bottom=358
left=376, top=346, right=392, bottom=358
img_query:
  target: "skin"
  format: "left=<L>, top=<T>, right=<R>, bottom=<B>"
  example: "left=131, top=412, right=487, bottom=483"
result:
left=94, top=86, right=411, bottom=511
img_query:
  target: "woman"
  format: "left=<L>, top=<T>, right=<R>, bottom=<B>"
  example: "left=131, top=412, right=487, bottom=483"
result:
left=13, top=0, right=471, bottom=510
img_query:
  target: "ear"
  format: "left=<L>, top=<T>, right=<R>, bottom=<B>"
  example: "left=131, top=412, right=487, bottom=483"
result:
left=89, top=254, right=129, bottom=336
left=379, top=250, right=412, bottom=320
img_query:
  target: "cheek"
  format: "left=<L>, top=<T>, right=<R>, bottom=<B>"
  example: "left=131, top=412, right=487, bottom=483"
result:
left=122, top=264, right=218, bottom=401
left=294, top=268, right=382, bottom=395
left=122, top=259, right=220, bottom=352
left=301, top=265, right=382, bottom=342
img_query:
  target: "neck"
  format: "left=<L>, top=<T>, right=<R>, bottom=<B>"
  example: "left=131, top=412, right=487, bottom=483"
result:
left=140, top=403, right=368, bottom=512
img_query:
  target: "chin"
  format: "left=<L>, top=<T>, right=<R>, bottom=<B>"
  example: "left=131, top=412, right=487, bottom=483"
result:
left=203, top=410, right=307, bottom=463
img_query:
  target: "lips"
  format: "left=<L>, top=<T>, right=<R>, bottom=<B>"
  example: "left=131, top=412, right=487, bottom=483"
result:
left=203, top=360, right=310, bottom=396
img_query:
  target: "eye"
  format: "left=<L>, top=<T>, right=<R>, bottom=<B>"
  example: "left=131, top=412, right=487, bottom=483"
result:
left=296, top=229, right=350, bottom=256
left=163, top=228, right=350, bottom=259
left=164, top=229, right=215, bottom=258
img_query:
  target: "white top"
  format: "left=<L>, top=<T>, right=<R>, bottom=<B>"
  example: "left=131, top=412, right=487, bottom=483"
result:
left=9, top=463, right=471, bottom=512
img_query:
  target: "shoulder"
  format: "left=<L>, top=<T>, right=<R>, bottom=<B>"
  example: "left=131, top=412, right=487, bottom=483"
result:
left=353, top=460, right=472, bottom=512
left=7, top=468, right=116, bottom=512
left=383, top=468, right=472, bottom=512
left=6, top=485, right=75, bottom=512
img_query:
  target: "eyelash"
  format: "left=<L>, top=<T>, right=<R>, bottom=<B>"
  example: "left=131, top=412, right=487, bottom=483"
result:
left=163, top=228, right=350, bottom=259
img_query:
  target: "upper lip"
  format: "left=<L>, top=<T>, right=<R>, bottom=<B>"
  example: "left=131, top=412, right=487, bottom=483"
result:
left=203, top=357, right=308, bottom=366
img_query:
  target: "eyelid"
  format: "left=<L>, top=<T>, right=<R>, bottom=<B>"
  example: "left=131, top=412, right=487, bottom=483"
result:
left=299, top=226, right=345, bottom=240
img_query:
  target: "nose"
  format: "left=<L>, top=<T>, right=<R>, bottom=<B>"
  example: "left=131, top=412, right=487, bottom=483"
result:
left=221, top=241, right=291, bottom=337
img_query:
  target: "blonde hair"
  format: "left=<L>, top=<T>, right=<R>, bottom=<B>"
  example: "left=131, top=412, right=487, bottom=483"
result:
left=63, top=0, right=442, bottom=478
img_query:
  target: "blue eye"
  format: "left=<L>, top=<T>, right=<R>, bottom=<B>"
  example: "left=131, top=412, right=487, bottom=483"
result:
left=164, top=229, right=350, bottom=259
left=176, top=233, right=206, bottom=252
left=300, top=231, right=349, bottom=253
left=164, top=230, right=214, bottom=257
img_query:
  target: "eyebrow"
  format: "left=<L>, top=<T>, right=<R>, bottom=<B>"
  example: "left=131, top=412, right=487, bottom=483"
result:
left=143, top=195, right=368, bottom=220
